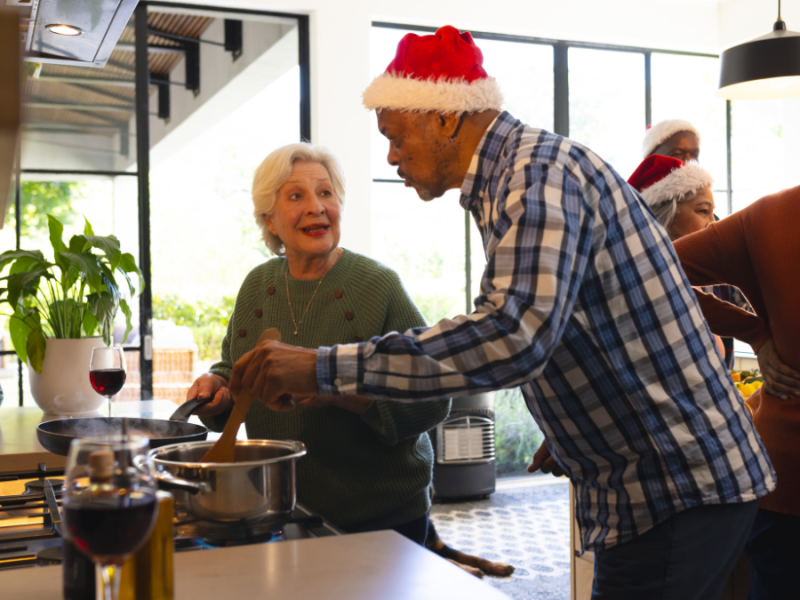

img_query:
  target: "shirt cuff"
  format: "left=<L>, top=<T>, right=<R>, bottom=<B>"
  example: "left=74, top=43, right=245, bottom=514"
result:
left=316, top=344, right=361, bottom=396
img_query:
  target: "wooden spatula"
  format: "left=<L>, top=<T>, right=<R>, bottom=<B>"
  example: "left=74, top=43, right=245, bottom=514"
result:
left=201, top=328, right=281, bottom=463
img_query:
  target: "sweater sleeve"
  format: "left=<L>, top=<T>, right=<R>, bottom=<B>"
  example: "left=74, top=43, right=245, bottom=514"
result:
left=359, top=270, right=452, bottom=445
left=674, top=214, right=771, bottom=353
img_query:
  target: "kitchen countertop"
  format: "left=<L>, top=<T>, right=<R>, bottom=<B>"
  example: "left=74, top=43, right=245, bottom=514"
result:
left=0, top=530, right=511, bottom=599
left=0, top=401, right=239, bottom=474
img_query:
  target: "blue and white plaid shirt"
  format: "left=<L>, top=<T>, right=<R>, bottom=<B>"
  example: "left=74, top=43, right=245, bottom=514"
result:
left=318, top=112, right=775, bottom=552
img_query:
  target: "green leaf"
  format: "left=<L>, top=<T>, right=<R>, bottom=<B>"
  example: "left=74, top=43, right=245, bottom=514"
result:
left=67, top=234, right=90, bottom=254
left=119, top=299, right=133, bottom=344
left=7, top=270, right=45, bottom=308
left=47, top=215, right=68, bottom=257
left=118, top=252, right=145, bottom=295
left=84, top=234, right=121, bottom=271
left=83, top=217, right=95, bottom=236
left=60, top=252, right=104, bottom=290
left=88, top=291, right=117, bottom=346
left=0, top=249, right=46, bottom=272
left=9, top=307, right=40, bottom=365
left=26, top=328, right=46, bottom=374
left=82, top=310, right=99, bottom=337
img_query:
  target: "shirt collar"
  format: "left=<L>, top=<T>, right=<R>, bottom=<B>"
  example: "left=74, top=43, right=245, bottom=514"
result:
left=459, top=111, right=521, bottom=210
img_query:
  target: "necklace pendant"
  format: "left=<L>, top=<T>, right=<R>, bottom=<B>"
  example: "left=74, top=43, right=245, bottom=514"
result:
left=294, top=329, right=298, bottom=335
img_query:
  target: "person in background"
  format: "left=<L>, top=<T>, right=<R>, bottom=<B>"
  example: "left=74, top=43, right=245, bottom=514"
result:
left=627, top=154, right=727, bottom=357
left=674, top=186, right=800, bottom=600
left=228, top=26, right=775, bottom=600
left=643, top=120, right=750, bottom=368
left=642, top=119, right=700, bottom=162
left=187, top=142, right=450, bottom=544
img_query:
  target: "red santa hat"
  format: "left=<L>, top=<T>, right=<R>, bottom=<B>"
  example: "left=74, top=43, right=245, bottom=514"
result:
left=362, top=25, right=504, bottom=115
left=628, top=155, right=713, bottom=207
left=642, top=119, right=700, bottom=158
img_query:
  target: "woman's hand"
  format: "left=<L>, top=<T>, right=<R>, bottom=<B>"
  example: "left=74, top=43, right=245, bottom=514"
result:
left=756, top=338, right=800, bottom=400
left=527, top=441, right=566, bottom=477
left=186, top=373, right=233, bottom=416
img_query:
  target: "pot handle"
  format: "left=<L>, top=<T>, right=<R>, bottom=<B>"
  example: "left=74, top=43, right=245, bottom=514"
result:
left=169, top=396, right=213, bottom=422
left=153, top=470, right=213, bottom=495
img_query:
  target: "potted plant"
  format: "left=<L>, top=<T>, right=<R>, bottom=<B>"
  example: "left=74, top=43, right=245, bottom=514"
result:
left=0, top=215, right=143, bottom=414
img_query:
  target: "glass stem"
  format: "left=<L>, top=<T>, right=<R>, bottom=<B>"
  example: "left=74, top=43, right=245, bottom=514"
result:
left=99, top=563, right=122, bottom=600
left=107, top=396, right=112, bottom=418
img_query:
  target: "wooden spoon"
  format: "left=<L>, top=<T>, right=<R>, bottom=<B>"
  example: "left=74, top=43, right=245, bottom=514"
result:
left=201, top=328, right=281, bottom=463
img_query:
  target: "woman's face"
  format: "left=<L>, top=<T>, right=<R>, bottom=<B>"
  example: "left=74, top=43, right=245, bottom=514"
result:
left=265, top=160, right=341, bottom=261
left=669, top=186, right=715, bottom=240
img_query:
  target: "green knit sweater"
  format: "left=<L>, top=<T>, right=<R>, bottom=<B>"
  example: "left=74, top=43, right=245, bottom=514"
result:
left=202, top=249, right=451, bottom=531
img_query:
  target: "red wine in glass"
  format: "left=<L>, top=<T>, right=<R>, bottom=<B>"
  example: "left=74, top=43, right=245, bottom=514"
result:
left=89, top=347, right=126, bottom=417
left=89, top=369, right=127, bottom=397
left=64, top=493, right=157, bottom=562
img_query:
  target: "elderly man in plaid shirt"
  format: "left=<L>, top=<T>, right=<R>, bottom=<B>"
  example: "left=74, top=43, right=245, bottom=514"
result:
left=229, top=27, right=775, bottom=599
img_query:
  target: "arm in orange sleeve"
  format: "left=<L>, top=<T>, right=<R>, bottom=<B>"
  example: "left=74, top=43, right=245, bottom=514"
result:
left=675, top=214, right=771, bottom=353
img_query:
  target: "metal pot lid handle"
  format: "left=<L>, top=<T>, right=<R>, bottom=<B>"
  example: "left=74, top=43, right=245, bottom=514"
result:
left=169, top=396, right=213, bottom=422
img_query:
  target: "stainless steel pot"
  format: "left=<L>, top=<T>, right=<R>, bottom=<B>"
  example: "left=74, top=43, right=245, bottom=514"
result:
left=149, top=440, right=307, bottom=536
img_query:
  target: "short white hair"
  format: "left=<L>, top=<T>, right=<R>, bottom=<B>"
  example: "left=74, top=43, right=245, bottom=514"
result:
left=252, top=143, right=346, bottom=255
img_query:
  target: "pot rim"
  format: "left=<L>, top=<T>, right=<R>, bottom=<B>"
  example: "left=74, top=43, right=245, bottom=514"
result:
left=149, top=439, right=307, bottom=468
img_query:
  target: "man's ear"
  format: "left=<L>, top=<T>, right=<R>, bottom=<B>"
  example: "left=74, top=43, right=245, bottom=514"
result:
left=428, top=112, right=461, bottom=138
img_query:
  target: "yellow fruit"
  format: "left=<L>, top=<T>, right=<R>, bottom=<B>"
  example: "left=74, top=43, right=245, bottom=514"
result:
left=740, top=384, right=755, bottom=398
left=753, top=381, right=763, bottom=390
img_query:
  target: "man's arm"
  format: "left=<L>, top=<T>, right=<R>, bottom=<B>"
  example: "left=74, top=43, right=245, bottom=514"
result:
left=229, top=164, right=593, bottom=407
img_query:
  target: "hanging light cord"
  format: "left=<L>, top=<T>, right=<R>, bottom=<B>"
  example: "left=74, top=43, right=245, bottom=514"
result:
left=778, top=0, right=782, bottom=20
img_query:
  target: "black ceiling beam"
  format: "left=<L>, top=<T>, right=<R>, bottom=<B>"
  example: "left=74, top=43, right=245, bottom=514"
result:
left=25, top=101, right=135, bottom=112
left=147, top=28, right=225, bottom=47
left=224, top=20, right=243, bottom=60
left=150, top=74, right=170, bottom=120
left=184, top=42, right=200, bottom=95
left=114, top=42, right=185, bottom=55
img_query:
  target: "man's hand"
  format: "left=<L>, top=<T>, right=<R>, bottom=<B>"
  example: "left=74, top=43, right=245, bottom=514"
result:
left=756, top=338, right=800, bottom=400
left=229, top=340, right=320, bottom=412
left=527, top=440, right=566, bottom=477
left=186, top=373, right=232, bottom=416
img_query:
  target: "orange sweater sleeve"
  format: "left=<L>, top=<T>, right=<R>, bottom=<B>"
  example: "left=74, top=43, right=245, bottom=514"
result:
left=674, top=213, right=771, bottom=353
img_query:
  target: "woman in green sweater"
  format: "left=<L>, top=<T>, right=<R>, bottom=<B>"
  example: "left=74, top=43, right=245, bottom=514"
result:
left=186, top=142, right=450, bottom=544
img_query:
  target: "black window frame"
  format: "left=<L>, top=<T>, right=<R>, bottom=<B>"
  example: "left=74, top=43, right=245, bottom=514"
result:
left=4, top=2, right=311, bottom=406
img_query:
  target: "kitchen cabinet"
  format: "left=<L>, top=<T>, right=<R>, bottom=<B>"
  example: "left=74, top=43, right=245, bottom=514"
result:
left=0, top=530, right=511, bottom=600
left=569, top=483, right=750, bottom=600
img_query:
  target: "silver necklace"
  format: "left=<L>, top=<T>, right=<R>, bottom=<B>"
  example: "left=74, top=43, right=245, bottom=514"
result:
left=284, top=250, right=342, bottom=335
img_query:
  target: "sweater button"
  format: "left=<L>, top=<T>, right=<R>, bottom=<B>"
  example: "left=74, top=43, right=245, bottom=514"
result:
left=267, top=286, right=275, bottom=295
left=238, top=328, right=246, bottom=337
left=354, top=335, right=363, bottom=342
left=344, top=311, right=354, bottom=321
left=255, top=308, right=263, bottom=318
left=333, top=289, right=343, bottom=299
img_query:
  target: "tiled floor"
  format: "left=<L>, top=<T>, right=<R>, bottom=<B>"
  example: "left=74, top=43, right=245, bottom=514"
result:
left=430, top=478, right=571, bottom=600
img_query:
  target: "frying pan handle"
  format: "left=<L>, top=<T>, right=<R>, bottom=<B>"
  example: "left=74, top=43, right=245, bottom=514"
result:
left=153, top=470, right=213, bottom=495
left=169, top=396, right=213, bottom=422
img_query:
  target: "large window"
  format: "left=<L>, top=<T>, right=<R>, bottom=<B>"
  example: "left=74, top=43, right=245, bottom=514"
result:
left=2, top=2, right=310, bottom=406
left=369, top=23, right=749, bottom=477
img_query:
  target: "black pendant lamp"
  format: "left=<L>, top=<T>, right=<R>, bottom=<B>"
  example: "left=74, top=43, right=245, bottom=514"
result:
left=717, top=0, right=800, bottom=99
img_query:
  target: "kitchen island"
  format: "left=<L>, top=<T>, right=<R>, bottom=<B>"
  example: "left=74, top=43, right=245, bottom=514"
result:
left=0, top=529, right=511, bottom=599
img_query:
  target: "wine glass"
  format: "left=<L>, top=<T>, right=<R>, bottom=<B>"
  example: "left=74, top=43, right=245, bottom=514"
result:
left=90, top=347, right=127, bottom=418
left=62, top=435, right=158, bottom=600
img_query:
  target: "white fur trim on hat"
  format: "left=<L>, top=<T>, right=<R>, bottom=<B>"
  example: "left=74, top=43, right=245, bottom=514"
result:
left=640, top=162, right=713, bottom=207
left=642, top=119, right=700, bottom=158
left=362, top=72, right=504, bottom=115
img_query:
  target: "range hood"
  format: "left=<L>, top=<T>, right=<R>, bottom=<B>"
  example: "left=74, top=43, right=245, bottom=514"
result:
left=11, top=0, right=139, bottom=68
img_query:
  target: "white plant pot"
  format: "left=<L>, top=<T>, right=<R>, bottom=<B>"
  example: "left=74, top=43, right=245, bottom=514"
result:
left=28, top=338, right=107, bottom=416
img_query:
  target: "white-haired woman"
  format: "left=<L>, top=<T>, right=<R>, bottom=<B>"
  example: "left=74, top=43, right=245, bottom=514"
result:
left=187, top=143, right=450, bottom=544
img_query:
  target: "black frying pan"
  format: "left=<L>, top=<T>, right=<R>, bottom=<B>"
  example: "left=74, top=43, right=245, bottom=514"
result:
left=36, top=397, right=213, bottom=457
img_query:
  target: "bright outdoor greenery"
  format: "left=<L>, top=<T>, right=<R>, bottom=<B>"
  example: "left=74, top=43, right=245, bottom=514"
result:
left=0, top=215, right=143, bottom=372
left=152, top=294, right=234, bottom=361
left=19, top=182, right=80, bottom=238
